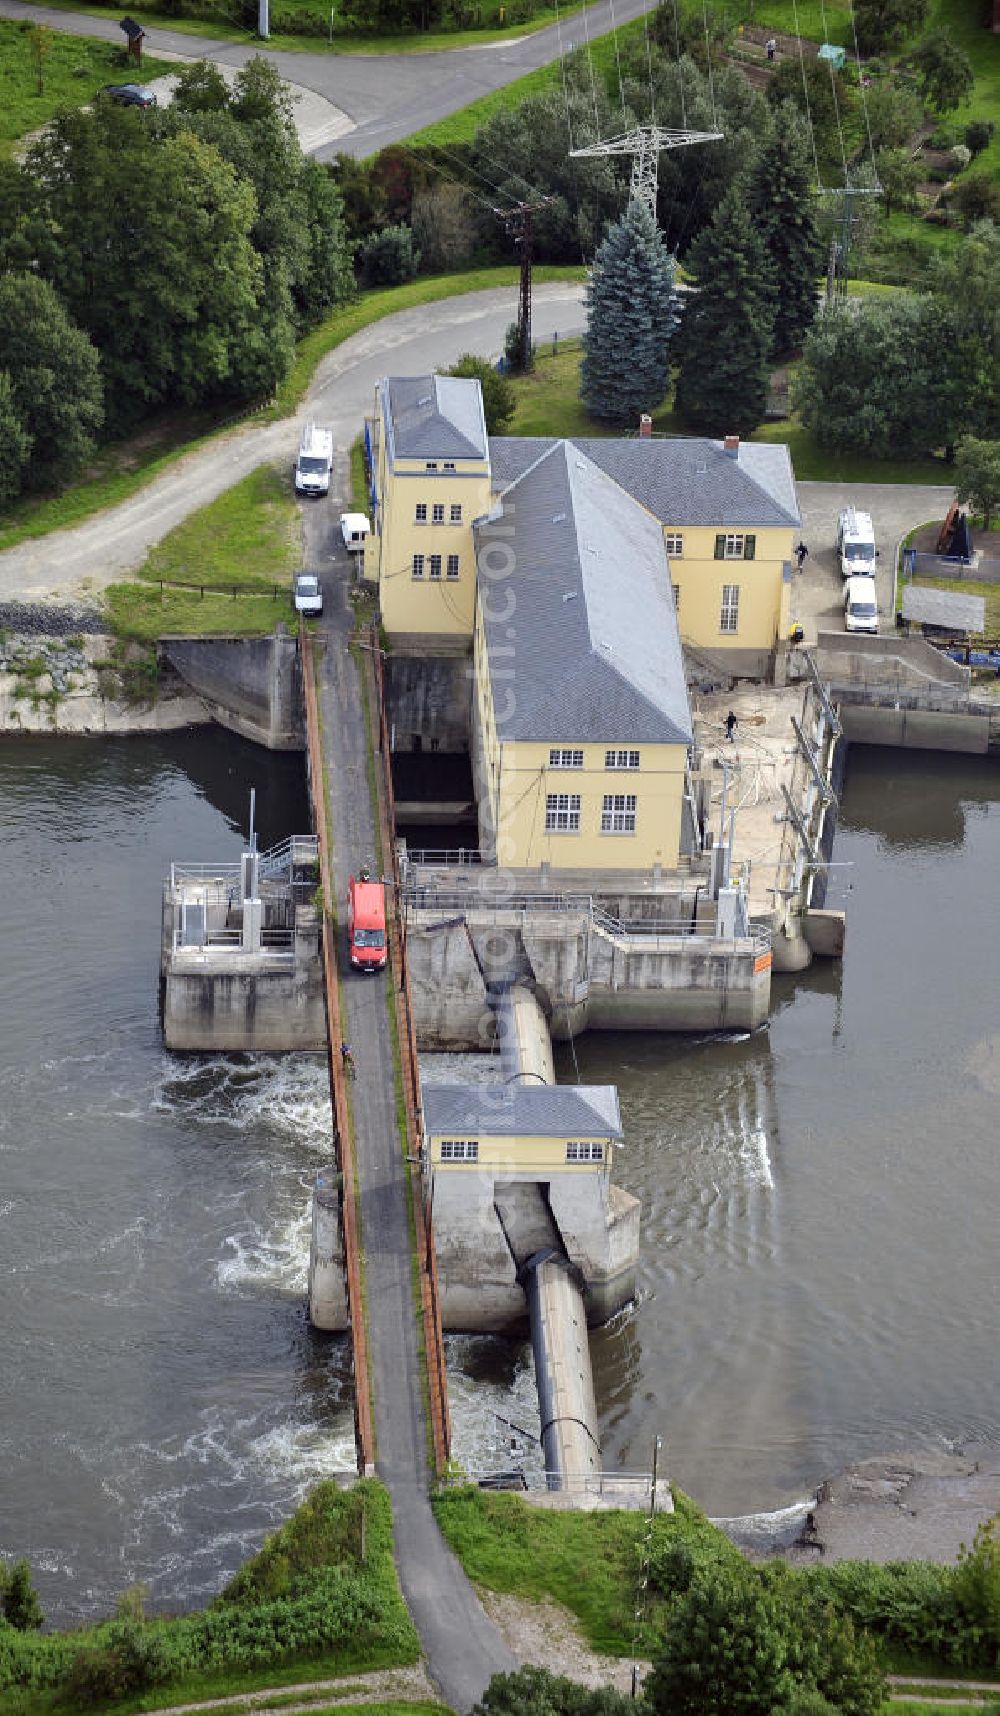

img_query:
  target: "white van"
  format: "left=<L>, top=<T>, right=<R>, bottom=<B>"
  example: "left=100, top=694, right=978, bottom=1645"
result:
left=295, top=424, right=333, bottom=497
left=844, top=575, right=879, bottom=634
left=837, top=507, right=877, bottom=579
left=339, top=512, right=370, bottom=552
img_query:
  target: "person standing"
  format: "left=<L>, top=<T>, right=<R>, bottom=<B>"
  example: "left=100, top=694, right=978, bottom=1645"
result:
left=795, top=541, right=809, bottom=572
left=766, top=35, right=777, bottom=59
left=725, top=710, right=738, bottom=743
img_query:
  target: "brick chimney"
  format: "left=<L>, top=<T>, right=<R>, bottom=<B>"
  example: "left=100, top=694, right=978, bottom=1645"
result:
left=639, top=414, right=653, bottom=438
left=723, top=434, right=740, bottom=458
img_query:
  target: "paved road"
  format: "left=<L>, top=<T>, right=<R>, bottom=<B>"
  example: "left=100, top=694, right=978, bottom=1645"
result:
left=0, top=0, right=656, bottom=157
left=0, top=281, right=585, bottom=600
left=792, top=480, right=955, bottom=643
left=311, top=493, right=517, bottom=1712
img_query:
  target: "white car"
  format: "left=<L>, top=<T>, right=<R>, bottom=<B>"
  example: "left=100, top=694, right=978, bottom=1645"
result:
left=293, top=574, right=323, bottom=616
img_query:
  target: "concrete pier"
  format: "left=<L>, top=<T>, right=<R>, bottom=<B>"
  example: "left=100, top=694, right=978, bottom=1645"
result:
left=160, top=836, right=325, bottom=1052
left=308, top=1169, right=349, bottom=1332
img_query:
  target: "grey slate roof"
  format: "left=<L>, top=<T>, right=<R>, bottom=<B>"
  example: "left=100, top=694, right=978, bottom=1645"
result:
left=384, top=374, right=487, bottom=462
left=422, top=1082, right=623, bottom=1140
left=475, top=440, right=692, bottom=745
left=902, top=585, right=985, bottom=632
left=489, top=435, right=801, bottom=527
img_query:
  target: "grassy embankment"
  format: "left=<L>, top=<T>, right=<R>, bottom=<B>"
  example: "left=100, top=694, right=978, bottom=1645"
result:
left=0, top=1482, right=424, bottom=1716
left=0, top=18, right=175, bottom=156
left=508, top=334, right=951, bottom=485
left=105, top=464, right=299, bottom=642
left=0, top=266, right=584, bottom=560
left=434, top=1484, right=1000, bottom=1689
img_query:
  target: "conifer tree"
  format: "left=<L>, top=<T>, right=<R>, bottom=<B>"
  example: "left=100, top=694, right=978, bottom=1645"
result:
left=747, top=106, right=823, bottom=355
left=581, top=200, right=679, bottom=427
left=673, top=187, right=775, bottom=437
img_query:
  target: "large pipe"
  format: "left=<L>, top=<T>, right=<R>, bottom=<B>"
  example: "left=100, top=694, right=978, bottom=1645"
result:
left=522, top=1249, right=601, bottom=1488
left=496, top=982, right=556, bottom=1086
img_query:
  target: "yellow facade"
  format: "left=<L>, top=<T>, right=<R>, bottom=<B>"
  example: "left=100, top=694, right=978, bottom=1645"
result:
left=473, top=601, right=687, bottom=871
left=665, top=525, right=793, bottom=655
left=368, top=392, right=491, bottom=642
left=428, top=1131, right=613, bottom=1174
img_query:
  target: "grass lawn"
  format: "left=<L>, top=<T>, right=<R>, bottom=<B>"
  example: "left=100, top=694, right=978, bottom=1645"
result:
left=507, top=335, right=952, bottom=484
left=891, top=1704, right=993, bottom=1715
left=432, top=1484, right=739, bottom=1655
left=105, top=463, right=300, bottom=642
left=0, top=19, right=175, bottom=152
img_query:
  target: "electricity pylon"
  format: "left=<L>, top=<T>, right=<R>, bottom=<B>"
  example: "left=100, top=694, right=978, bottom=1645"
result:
left=570, top=124, right=723, bottom=223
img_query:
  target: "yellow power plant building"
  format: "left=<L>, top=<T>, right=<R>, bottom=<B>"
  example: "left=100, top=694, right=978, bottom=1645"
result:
left=367, top=373, right=802, bottom=873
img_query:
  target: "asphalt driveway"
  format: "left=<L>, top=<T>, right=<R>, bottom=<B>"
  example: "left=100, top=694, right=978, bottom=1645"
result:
left=792, top=480, right=956, bottom=643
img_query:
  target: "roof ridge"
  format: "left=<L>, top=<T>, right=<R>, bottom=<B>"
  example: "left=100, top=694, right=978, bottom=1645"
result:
left=494, top=437, right=563, bottom=499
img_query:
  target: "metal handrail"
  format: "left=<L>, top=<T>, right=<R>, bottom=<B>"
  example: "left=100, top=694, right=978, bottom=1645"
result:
left=405, top=888, right=771, bottom=953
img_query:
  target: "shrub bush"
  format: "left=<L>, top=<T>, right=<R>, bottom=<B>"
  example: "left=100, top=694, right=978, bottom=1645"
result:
left=358, top=224, right=419, bottom=287
left=965, top=118, right=996, bottom=157
left=948, top=144, right=972, bottom=173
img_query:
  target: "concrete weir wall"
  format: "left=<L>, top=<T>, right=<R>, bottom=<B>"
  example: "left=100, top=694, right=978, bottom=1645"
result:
left=160, top=631, right=302, bottom=751
left=406, top=910, right=770, bottom=1049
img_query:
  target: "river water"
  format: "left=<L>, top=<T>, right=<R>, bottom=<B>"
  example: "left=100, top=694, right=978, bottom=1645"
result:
left=1, top=734, right=997, bottom=1621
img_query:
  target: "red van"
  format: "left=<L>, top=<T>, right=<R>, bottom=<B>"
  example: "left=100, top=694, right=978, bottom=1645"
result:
left=348, top=876, right=387, bottom=972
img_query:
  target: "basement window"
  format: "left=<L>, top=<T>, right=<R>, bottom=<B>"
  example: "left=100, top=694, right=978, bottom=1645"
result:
left=566, top=1141, right=604, bottom=1162
left=440, top=1140, right=479, bottom=1161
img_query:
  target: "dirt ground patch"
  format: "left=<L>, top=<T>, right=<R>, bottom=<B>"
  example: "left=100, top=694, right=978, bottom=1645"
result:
left=477, top=1591, right=647, bottom=1694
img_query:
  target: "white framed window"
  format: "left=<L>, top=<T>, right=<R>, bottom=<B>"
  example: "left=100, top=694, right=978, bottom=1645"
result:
left=664, top=533, right=684, bottom=557
left=443, top=461, right=456, bottom=472
left=720, top=583, right=740, bottom=633
left=549, top=747, right=584, bottom=769
left=425, top=461, right=438, bottom=472
left=605, top=748, right=640, bottom=770
left=440, top=1139, right=479, bottom=1161
left=429, top=554, right=442, bottom=580
left=546, top=793, right=581, bottom=832
left=566, top=1141, right=604, bottom=1162
left=446, top=554, right=460, bottom=579
left=715, top=532, right=756, bottom=561
left=450, top=503, right=463, bottom=524
left=415, top=503, right=427, bottom=523
left=432, top=502, right=445, bottom=524
left=412, top=554, right=425, bottom=579
left=602, top=793, right=637, bottom=833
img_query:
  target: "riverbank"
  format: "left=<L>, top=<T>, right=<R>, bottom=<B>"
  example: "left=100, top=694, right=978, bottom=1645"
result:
left=0, top=607, right=208, bottom=733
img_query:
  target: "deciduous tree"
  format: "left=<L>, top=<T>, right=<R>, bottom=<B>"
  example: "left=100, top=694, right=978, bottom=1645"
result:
left=673, top=186, right=775, bottom=435
left=581, top=198, right=679, bottom=426
left=909, top=29, right=975, bottom=113
left=446, top=354, right=515, bottom=435
left=853, top=0, right=927, bottom=54
left=0, top=272, right=103, bottom=491
left=0, top=374, right=31, bottom=507
left=472, top=1665, right=633, bottom=1716
left=955, top=437, right=1000, bottom=530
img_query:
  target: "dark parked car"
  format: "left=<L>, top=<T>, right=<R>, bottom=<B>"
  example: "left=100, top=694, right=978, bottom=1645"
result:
left=102, top=83, right=158, bottom=108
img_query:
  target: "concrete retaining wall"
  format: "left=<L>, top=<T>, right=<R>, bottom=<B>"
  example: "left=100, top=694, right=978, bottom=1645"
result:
left=406, top=910, right=771, bottom=1046
left=384, top=654, right=472, bottom=754
left=160, top=630, right=302, bottom=751
left=840, top=704, right=993, bottom=753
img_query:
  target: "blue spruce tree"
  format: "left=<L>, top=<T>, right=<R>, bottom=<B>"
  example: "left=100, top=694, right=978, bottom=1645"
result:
left=581, top=200, right=679, bottom=427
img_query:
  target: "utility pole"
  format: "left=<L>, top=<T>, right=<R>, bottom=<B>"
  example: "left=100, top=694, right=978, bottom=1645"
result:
left=494, top=199, right=555, bottom=373
left=820, top=178, right=882, bottom=299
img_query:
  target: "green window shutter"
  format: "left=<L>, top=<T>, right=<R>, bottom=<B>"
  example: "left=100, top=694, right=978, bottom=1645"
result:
left=744, top=534, right=756, bottom=560
left=714, top=534, right=725, bottom=560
